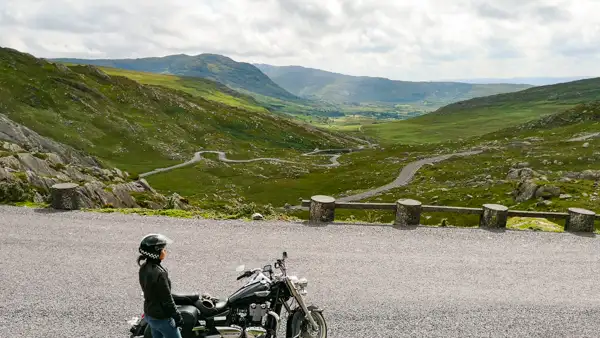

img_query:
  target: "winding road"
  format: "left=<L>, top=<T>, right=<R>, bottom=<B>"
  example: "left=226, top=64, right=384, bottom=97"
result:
left=338, top=150, right=481, bottom=202
left=2, top=206, right=600, bottom=338
left=139, top=149, right=361, bottom=178
left=139, top=142, right=482, bottom=204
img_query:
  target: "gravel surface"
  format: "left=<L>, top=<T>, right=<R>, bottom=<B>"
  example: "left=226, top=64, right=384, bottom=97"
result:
left=2, top=206, right=600, bottom=337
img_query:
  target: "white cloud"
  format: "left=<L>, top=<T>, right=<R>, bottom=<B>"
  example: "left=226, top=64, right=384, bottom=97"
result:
left=0, top=0, right=598, bottom=81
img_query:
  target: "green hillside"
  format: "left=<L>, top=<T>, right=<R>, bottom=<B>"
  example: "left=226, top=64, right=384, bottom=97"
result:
left=255, top=64, right=532, bottom=106
left=92, top=66, right=269, bottom=113
left=362, top=77, right=600, bottom=144
left=146, top=101, right=600, bottom=230
left=52, top=54, right=302, bottom=102
left=0, top=47, right=356, bottom=175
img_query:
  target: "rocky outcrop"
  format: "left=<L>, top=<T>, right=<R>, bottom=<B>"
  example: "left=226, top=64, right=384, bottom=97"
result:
left=512, top=179, right=562, bottom=203
left=559, top=170, right=600, bottom=181
left=506, top=167, right=538, bottom=180
left=0, top=140, right=185, bottom=210
left=0, top=113, right=99, bottom=167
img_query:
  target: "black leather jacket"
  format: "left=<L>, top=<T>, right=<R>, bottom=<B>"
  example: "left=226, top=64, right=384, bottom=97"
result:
left=139, top=259, right=182, bottom=322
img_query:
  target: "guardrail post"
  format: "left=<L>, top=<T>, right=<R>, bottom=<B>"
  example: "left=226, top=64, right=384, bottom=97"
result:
left=50, top=183, right=81, bottom=210
left=479, top=204, right=508, bottom=229
left=308, top=195, right=336, bottom=225
left=565, top=208, right=596, bottom=233
left=394, top=199, right=422, bottom=228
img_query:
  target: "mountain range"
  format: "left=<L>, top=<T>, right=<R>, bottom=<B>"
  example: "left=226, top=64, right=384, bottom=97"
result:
left=254, top=64, right=533, bottom=105
left=52, top=54, right=532, bottom=118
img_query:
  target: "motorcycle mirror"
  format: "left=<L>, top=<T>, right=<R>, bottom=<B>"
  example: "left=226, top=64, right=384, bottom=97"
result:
left=235, top=265, right=245, bottom=272
left=263, top=264, right=272, bottom=272
left=282, top=251, right=288, bottom=259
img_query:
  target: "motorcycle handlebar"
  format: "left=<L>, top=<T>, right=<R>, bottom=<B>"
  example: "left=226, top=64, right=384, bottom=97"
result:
left=236, top=271, right=250, bottom=280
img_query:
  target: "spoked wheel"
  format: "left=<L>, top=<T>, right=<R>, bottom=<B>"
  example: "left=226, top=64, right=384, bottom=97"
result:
left=288, top=310, right=327, bottom=338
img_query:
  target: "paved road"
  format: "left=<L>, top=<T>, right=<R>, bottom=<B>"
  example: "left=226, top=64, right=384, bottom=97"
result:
left=139, top=147, right=370, bottom=178
left=338, top=150, right=482, bottom=202
left=2, top=206, right=600, bottom=338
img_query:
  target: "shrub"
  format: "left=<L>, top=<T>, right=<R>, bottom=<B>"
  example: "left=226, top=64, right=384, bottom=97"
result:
left=0, top=181, right=32, bottom=203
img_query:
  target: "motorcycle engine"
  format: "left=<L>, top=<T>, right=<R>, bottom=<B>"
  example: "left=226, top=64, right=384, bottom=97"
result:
left=247, top=302, right=269, bottom=325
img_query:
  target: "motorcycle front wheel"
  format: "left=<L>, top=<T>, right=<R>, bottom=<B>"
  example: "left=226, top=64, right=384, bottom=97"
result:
left=288, top=310, right=327, bottom=338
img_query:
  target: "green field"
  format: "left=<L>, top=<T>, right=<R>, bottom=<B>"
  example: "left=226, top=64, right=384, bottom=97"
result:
left=363, top=78, right=600, bottom=144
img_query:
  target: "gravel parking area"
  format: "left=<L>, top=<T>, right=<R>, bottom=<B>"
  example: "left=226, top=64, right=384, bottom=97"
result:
left=1, top=206, right=600, bottom=337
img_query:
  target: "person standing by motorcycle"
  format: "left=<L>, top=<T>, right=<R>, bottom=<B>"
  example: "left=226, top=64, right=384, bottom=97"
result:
left=137, top=233, right=184, bottom=338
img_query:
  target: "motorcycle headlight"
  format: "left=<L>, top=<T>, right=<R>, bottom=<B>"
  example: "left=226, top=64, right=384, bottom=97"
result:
left=297, top=277, right=308, bottom=288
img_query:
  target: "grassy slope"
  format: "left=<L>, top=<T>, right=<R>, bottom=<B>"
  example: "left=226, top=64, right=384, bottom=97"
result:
left=146, top=102, right=600, bottom=230
left=95, top=66, right=269, bottom=113
left=363, top=77, right=600, bottom=144
left=0, top=47, right=356, bottom=175
left=358, top=101, right=600, bottom=228
left=255, top=64, right=532, bottom=106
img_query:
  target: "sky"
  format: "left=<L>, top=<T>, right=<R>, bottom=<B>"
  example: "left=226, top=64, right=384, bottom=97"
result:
left=1, top=0, right=599, bottom=81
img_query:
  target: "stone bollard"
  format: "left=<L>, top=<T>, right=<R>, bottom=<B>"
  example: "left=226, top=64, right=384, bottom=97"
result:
left=479, top=204, right=508, bottom=229
left=565, top=208, right=596, bottom=233
left=50, top=183, right=81, bottom=210
left=394, top=199, right=422, bottom=228
left=308, top=195, right=336, bottom=225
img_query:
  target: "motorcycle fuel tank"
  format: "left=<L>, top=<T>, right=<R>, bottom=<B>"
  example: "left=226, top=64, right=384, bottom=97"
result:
left=228, top=280, right=270, bottom=305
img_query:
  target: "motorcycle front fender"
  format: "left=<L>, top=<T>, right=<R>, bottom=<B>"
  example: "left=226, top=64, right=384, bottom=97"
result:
left=285, top=305, right=324, bottom=337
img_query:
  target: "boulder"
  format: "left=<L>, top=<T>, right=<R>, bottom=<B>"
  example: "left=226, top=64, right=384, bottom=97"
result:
left=2, top=142, right=23, bottom=152
left=165, top=193, right=189, bottom=210
left=24, top=170, right=58, bottom=192
left=45, top=153, right=65, bottom=165
left=0, top=156, right=24, bottom=170
left=514, top=180, right=540, bottom=202
left=137, top=178, right=156, bottom=194
left=581, top=170, right=600, bottom=180
left=110, top=182, right=146, bottom=208
left=535, top=185, right=561, bottom=199
left=507, top=168, right=537, bottom=180
left=514, top=162, right=530, bottom=168
left=0, top=167, right=15, bottom=181
left=17, top=153, right=59, bottom=176
left=252, top=213, right=264, bottom=220
left=64, top=166, right=96, bottom=182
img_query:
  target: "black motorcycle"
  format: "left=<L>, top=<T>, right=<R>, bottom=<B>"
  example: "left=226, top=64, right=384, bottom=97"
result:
left=128, top=251, right=327, bottom=338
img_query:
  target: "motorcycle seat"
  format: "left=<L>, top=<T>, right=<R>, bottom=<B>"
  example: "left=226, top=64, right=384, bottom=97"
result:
left=172, top=292, right=200, bottom=305
left=195, top=297, right=229, bottom=318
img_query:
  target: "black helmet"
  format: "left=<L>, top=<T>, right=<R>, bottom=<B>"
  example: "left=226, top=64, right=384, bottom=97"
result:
left=138, top=233, right=173, bottom=260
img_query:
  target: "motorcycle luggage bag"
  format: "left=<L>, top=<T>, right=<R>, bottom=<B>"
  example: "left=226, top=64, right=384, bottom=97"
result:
left=177, top=305, right=199, bottom=338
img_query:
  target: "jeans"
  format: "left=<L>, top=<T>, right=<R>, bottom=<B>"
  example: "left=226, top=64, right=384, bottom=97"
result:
left=144, top=314, right=183, bottom=338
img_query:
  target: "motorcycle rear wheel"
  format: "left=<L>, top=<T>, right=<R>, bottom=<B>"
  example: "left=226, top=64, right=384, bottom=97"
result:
left=288, top=310, right=327, bottom=338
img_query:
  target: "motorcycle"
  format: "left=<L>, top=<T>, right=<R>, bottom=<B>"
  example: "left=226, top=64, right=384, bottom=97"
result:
left=128, top=251, right=327, bottom=338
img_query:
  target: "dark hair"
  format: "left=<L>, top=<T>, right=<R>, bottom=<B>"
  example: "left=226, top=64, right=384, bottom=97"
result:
left=137, top=254, right=147, bottom=266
